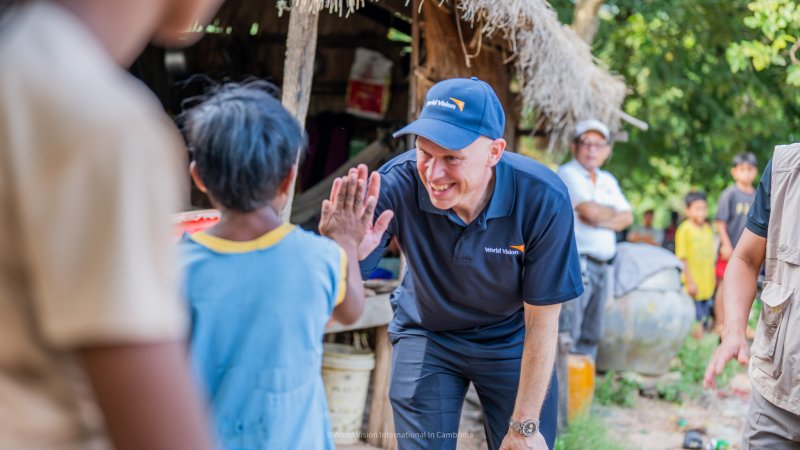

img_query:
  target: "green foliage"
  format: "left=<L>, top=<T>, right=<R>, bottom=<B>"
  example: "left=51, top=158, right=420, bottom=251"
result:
left=749, top=297, right=763, bottom=330
left=656, top=334, right=743, bottom=403
left=655, top=379, right=695, bottom=404
left=595, top=371, right=639, bottom=407
left=549, top=0, right=800, bottom=221
left=554, top=413, right=631, bottom=450
left=727, top=0, right=800, bottom=86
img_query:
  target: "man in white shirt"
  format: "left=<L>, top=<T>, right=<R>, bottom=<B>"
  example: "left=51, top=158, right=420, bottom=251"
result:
left=557, top=119, right=632, bottom=358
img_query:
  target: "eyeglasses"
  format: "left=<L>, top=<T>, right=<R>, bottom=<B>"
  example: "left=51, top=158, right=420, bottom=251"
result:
left=578, top=140, right=609, bottom=150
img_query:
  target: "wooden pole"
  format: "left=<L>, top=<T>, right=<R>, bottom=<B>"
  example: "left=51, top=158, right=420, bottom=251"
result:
left=367, top=325, right=396, bottom=449
left=280, top=5, right=320, bottom=222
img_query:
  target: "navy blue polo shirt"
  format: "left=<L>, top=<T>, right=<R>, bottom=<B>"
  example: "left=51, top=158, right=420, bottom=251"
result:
left=360, top=150, right=583, bottom=358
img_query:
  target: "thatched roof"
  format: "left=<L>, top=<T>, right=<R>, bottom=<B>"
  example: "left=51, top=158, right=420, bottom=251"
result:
left=290, top=0, right=627, bottom=149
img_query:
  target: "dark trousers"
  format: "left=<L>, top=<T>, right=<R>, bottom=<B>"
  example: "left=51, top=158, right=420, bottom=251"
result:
left=562, top=258, right=609, bottom=359
left=388, top=333, right=558, bottom=450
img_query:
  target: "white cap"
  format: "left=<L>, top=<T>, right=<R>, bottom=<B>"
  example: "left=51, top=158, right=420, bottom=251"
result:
left=574, top=119, right=610, bottom=141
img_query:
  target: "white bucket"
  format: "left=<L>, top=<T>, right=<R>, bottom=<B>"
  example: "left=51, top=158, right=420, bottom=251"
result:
left=322, top=343, right=376, bottom=444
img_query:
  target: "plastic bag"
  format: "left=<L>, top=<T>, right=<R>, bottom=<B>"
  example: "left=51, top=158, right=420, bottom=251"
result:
left=345, top=48, right=393, bottom=120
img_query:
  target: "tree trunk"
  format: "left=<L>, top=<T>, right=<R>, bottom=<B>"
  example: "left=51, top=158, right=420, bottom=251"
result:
left=572, top=0, right=604, bottom=44
left=415, top=0, right=516, bottom=144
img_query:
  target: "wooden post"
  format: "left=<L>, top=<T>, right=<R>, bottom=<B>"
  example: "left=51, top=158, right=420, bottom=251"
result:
left=367, top=325, right=396, bottom=449
left=280, top=5, right=320, bottom=222
left=417, top=1, right=516, bottom=143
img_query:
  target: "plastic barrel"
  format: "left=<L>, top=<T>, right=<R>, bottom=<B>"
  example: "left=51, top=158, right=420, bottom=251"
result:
left=321, top=343, right=376, bottom=444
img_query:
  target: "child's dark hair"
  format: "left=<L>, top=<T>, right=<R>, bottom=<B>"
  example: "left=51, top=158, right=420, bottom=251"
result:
left=732, top=152, right=757, bottom=168
left=684, top=191, right=707, bottom=208
left=180, top=80, right=304, bottom=212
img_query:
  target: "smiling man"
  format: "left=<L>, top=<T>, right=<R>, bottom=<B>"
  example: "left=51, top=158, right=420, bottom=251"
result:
left=356, top=77, right=584, bottom=450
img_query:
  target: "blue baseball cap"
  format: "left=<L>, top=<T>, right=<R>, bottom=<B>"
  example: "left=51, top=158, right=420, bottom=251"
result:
left=393, top=77, right=505, bottom=150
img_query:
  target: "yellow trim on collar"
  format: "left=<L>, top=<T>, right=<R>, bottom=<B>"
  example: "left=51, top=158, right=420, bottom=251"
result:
left=191, top=223, right=295, bottom=253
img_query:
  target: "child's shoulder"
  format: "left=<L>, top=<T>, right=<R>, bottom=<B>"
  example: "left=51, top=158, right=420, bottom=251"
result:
left=719, top=184, right=737, bottom=198
left=285, top=226, right=345, bottom=259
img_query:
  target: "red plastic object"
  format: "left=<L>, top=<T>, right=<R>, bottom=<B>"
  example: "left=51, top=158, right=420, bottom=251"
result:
left=172, top=209, right=220, bottom=239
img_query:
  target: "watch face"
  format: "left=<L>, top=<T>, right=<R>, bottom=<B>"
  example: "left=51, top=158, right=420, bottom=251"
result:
left=522, top=421, right=536, bottom=436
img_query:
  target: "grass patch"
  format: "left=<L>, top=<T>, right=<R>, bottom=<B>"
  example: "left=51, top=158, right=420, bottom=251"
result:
left=595, top=371, right=638, bottom=407
left=655, top=334, right=742, bottom=403
left=554, top=413, right=630, bottom=450
left=748, top=298, right=762, bottom=330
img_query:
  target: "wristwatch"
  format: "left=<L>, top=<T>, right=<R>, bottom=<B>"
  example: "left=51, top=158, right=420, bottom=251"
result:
left=508, top=418, right=539, bottom=437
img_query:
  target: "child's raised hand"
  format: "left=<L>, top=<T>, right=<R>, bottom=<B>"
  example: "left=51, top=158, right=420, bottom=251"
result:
left=319, top=171, right=371, bottom=248
left=319, top=164, right=394, bottom=259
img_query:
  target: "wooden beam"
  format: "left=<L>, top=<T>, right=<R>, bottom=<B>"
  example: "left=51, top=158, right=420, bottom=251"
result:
left=367, top=325, right=396, bottom=450
left=280, top=5, right=320, bottom=222
left=323, top=294, right=393, bottom=335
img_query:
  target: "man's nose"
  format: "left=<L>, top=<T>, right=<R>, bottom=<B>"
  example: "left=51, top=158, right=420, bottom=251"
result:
left=427, top=158, right=446, bottom=179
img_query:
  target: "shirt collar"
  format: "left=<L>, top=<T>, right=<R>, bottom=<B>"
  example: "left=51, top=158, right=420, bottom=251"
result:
left=415, top=155, right=516, bottom=224
left=567, top=158, right=598, bottom=179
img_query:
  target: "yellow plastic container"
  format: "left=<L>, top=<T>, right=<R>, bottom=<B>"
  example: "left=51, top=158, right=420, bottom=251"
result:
left=321, top=343, right=376, bottom=444
left=567, top=354, right=595, bottom=420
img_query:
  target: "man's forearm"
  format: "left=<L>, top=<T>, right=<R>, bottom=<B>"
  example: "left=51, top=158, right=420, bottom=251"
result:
left=596, top=211, right=633, bottom=231
left=575, top=202, right=616, bottom=225
left=723, top=245, right=762, bottom=337
left=511, top=303, right=560, bottom=421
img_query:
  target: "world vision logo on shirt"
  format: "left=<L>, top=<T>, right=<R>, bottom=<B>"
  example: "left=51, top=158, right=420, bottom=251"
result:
left=449, top=97, right=465, bottom=111
left=484, top=244, right=525, bottom=256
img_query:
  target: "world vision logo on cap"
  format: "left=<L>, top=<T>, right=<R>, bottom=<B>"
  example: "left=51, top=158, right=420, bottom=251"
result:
left=449, top=97, right=465, bottom=112
left=510, top=244, right=525, bottom=253
left=425, top=98, right=458, bottom=110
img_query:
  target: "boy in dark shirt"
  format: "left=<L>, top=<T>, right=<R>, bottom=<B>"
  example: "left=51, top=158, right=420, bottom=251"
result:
left=713, top=152, right=758, bottom=333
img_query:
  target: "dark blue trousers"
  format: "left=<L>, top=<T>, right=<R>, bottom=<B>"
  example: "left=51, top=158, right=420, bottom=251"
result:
left=388, top=333, right=558, bottom=450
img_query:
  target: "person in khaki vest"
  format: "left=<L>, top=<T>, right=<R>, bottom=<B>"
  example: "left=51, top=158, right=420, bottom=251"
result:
left=705, top=143, right=800, bottom=448
left=0, top=0, right=223, bottom=449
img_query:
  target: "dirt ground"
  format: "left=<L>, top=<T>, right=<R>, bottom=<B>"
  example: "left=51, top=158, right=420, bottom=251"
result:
left=602, top=378, right=751, bottom=449
left=343, top=373, right=752, bottom=450
left=453, top=373, right=752, bottom=450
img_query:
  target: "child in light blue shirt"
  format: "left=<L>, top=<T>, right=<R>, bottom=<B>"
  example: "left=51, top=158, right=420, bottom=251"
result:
left=177, top=81, right=391, bottom=449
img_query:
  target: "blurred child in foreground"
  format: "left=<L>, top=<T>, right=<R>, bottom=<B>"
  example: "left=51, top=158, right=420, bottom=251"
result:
left=0, top=0, right=223, bottom=448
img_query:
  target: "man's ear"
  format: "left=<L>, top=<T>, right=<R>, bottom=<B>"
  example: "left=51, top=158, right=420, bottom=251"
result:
left=488, top=138, right=506, bottom=167
left=277, top=164, right=299, bottom=197
left=189, top=161, right=208, bottom=193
